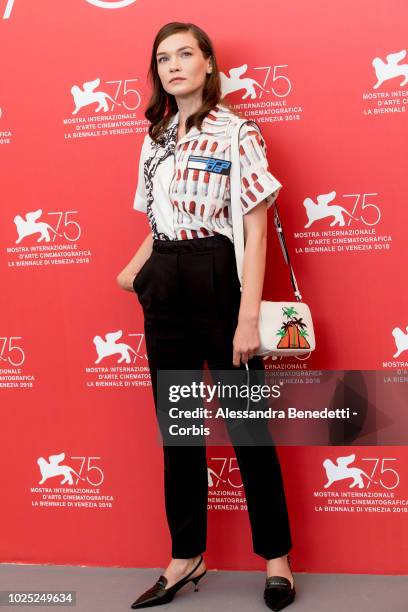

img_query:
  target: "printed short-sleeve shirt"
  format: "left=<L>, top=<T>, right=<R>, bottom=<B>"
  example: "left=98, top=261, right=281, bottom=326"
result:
left=133, top=103, right=282, bottom=241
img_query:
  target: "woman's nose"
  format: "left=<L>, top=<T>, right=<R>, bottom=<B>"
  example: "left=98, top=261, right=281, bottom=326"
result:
left=169, top=57, right=181, bottom=70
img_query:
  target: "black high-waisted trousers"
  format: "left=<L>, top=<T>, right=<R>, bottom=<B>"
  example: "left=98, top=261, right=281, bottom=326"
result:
left=133, top=233, right=292, bottom=560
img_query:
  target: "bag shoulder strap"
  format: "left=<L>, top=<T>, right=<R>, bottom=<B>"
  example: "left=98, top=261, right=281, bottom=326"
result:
left=229, top=118, right=303, bottom=302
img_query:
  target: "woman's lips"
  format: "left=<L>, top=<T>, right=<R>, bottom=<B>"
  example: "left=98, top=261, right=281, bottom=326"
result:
left=170, top=78, right=185, bottom=83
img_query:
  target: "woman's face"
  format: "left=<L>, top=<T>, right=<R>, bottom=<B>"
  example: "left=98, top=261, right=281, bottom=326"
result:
left=156, top=31, right=212, bottom=100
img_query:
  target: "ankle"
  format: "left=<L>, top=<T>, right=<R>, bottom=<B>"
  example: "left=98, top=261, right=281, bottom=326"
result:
left=173, top=555, right=200, bottom=563
left=169, top=555, right=200, bottom=571
left=266, top=554, right=287, bottom=564
left=265, top=555, right=292, bottom=574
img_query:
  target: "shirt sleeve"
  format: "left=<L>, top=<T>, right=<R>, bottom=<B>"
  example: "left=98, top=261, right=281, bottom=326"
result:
left=238, top=121, right=282, bottom=215
left=133, top=134, right=148, bottom=213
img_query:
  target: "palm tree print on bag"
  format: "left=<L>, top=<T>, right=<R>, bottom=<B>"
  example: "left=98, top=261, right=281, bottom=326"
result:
left=276, top=306, right=310, bottom=349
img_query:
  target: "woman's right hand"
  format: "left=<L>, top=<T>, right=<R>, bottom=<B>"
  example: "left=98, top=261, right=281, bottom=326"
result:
left=116, top=231, right=153, bottom=292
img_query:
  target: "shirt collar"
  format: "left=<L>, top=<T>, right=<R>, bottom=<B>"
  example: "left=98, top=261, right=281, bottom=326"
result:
left=165, top=103, right=232, bottom=147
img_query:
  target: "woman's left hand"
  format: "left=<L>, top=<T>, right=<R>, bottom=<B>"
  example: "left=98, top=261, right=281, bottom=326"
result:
left=232, top=318, right=260, bottom=367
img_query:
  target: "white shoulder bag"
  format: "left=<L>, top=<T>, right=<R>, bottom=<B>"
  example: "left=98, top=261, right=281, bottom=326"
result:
left=229, top=119, right=316, bottom=358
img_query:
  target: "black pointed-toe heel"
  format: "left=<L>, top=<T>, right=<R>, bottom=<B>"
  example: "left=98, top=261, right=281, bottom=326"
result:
left=130, top=554, right=206, bottom=609
left=263, top=554, right=296, bottom=612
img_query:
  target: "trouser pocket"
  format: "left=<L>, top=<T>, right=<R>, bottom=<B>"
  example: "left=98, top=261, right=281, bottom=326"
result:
left=135, top=251, right=180, bottom=319
left=132, top=254, right=153, bottom=294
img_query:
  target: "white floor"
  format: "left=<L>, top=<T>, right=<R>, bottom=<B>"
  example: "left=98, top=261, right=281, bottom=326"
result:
left=0, top=563, right=407, bottom=611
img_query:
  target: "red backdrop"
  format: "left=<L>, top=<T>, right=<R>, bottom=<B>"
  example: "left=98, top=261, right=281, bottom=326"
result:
left=1, top=0, right=407, bottom=574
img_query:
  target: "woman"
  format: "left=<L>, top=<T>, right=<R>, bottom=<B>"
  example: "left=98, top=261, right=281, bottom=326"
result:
left=117, top=21, right=296, bottom=612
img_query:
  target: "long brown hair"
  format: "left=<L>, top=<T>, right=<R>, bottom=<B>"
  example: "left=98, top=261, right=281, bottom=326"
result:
left=144, top=22, right=243, bottom=144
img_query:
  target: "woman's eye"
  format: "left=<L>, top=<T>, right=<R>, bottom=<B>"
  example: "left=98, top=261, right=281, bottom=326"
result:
left=158, top=51, right=192, bottom=64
